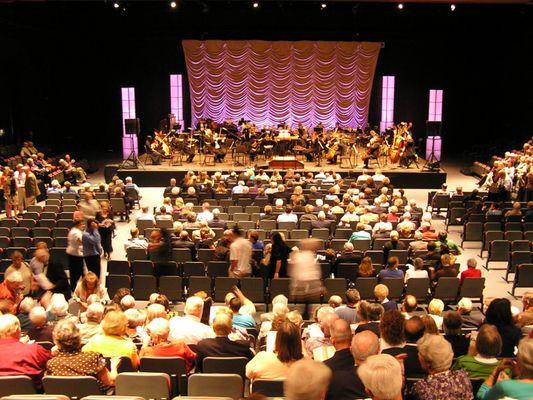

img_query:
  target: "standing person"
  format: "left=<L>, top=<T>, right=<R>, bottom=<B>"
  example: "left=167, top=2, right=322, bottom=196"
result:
left=2, top=167, right=18, bottom=218
left=83, top=219, right=103, bottom=279
left=66, top=220, right=85, bottom=291
left=269, top=232, right=292, bottom=279
left=289, top=239, right=323, bottom=305
left=24, top=166, right=41, bottom=207
left=13, top=164, right=26, bottom=214
left=229, top=227, right=252, bottom=278
left=95, top=201, right=115, bottom=259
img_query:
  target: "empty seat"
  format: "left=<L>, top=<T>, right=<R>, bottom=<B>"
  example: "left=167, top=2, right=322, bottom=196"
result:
left=433, top=277, right=460, bottom=302
left=269, top=278, right=291, bottom=300
left=139, top=356, right=187, bottom=395
left=336, top=264, right=358, bottom=282
left=207, top=261, right=229, bottom=278
left=487, top=240, right=511, bottom=269
left=405, top=278, right=430, bottom=301
left=106, top=275, right=131, bottom=297
left=159, top=276, right=183, bottom=301
left=127, top=247, right=147, bottom=262
left=0, top=376, right=36, bottom=397
left=183, top=262, right=205, bottom=277
left=381, top=278, right=404, bottom=300
left=11, top=227, right=29, bottom=238
left=198, top=248, right=215, bottom=265
left=116, top=372, right=170, bottom=400
left=42, top=376, right=102, bottom=398
left=133, top=275, right=157, bottom=300
left=512, top=264, right=533, bottom=295
left=213, top=277, right=239, bottom=302
left=132, top=260, right=154, bottom=276
left=459, top=277, right=485, bottom=306
left=324, top=278, right=347, bottom=301
left=188, top=373, right=243, bottom=400
left=108, top=260, right=131, bottom=275
left=172, top=248, right=193, bottom=263
left=311, top=228, right=329, bottom=240
left=203, top=357, right=249, bottom=379
left=354, top=277, right=378, bottom=300
left=241, top=277, right=265, bottom=304
left=188, top=276, right=211, bottom=295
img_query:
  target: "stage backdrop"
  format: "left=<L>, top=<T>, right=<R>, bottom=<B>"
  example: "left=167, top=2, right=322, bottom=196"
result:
left=182, top=40, right=381, bottom=128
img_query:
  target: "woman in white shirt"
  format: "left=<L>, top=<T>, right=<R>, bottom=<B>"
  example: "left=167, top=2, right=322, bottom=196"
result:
left=66, top=219, right=85, bottom=291
left=246, top=320, right=304, bottom=380
left=404, top=258, right=429, bottom=282
left=73, top=271, right=110, bottom=310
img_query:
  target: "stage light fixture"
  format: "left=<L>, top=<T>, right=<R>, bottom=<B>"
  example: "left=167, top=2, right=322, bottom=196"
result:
left=398, top=3, right=404, bottom=10
left=253, top=2, right=259, bottom=8
left=321, top=3, right=327, bottom=10
left=113, top=2, right=120, bottom=9
left=170, top=1, right=177, bottom=9
left=450, top=4, right=456, bottom=11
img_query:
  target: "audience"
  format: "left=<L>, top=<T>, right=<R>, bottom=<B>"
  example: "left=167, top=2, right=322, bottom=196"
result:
left=358, top=354, right=404, bottom=400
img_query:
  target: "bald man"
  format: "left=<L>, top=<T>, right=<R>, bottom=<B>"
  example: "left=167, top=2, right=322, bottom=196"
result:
left=324, top=319, right=366, bottom=400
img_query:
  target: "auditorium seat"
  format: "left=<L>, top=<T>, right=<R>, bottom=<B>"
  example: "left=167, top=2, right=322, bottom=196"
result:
left=42, top=376, right=101, bottom=399
left=116, top=372, right=170, bottom=400
left=0, top=376, right=36, bottom=397
left=188, top=373, right=243, bottom=400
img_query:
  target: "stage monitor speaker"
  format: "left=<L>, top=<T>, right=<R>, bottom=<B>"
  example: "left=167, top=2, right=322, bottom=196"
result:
left=125, top=118, right=140, bottom=135
left=426, top=121, right=441, bottom=137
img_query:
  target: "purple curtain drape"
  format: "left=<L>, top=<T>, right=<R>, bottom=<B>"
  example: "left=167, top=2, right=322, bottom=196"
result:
left=182, top=40, right=381, bottom=129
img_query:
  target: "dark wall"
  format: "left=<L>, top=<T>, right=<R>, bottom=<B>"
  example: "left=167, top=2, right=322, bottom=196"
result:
left=0, top=1, right=530, bottom=158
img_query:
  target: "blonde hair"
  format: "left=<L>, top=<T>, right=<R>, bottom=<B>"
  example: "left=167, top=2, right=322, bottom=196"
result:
left=102, top=310, right=128, bottom=336
left=374, top=284, right=389, bottom=301
left=428, top=299, right=444, bottom=316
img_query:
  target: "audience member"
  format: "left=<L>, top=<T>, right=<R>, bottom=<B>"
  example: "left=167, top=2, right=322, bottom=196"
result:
left=169, top=296, right=215, bottom=344
left=284, top=359, right=332, bottom=400
left=358, top=354, right=403, bottom=400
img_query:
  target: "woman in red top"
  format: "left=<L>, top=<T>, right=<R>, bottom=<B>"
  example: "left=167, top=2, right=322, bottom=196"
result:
left=139, top=317, right=196, bottom=373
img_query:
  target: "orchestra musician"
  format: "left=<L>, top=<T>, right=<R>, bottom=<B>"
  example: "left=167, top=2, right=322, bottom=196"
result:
left=145, top=135, right=162, bottom=165
left=363, top=130, right=381, bottom=168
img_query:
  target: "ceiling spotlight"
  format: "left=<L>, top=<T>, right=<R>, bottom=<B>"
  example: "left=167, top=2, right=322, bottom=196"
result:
left=113, top=2, right=120, bottom=9
left=450, top=4, right=456, bottom=11
left=398, top=3, right=404, bottom=9
left=253, top=2, right=259, bottom=8
left=321, top=3, right=327, bottom=9
left=170, top=1, right=177, bottom=8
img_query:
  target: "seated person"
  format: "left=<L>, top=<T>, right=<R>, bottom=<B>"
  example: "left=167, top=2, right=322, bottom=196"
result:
left=139, top=318, right=196, bottom=373
left=374, top=284, right=397, bottom=312
left=442, top=311, right=469, bottom=358
left=378, top=256, right=405, bottom=280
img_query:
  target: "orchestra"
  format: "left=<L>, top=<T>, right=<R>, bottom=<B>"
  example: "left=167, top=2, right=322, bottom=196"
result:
left=145, top=116, right=419, bottom=169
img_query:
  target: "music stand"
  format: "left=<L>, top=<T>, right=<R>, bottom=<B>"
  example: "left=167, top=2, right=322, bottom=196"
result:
left=119, top=134, right=144, bottom=170
left=423, top=136, right=440, bottom=170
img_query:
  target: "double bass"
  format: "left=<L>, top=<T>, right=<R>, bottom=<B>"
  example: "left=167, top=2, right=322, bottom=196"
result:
left=389, top=122, right=412, bottom=163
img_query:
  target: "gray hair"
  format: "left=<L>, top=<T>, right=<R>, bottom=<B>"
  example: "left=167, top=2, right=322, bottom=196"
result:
left=184, top=296, right=204, bottom=317
left=357, top=354, right=403, bottom=400
left=146, top=317, right=170, bottom=340
left=53, top=319, right=81, bottom=352
left=467, top=258, right=477, bottom=269
left=0, top=314, right=21, bottom=339
left=29, top=306, right=47, bottom=327
left=19, top=297, right=36, bottom=314
left=518, top=338, right=533, bottom=379
left=417, top=334, right=454, bottom=372
left=351, top=330, right=380, bottom=364
left=86, top=302, right=105, bottom=323
left=284, top=359, right=332, bottom=400
left=344, top=242, right=354, bottom=251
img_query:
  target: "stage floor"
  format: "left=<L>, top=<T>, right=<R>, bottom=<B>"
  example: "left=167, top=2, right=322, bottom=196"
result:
left=105, top=155, right=446, bottom=189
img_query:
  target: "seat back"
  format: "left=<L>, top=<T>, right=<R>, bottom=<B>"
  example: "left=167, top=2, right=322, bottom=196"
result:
left=188, top=373, right=243, bottom=400
left=381, top=278, right=404, bottom=300
left=336, top=264, right=358, bottom=282
left=405, top=278, right=430, bottom=301
left=172, top=248, right=193, bottom=263
left=203, top=357, right=249, bottom=380
left=464, top=222, right=482, bottom=242
left=133, top=275, right=157, bottom=300
left=324, top=278, right=347, bottom=301
left=214, top=277, right=239, bottom=302
left=240, top=277, right=265, bottom=303
left=459, top=277, right=485, bottom=300
left=159, top=276, right=183, bottom=301
left=352, top=239, right=371, bottom=252
left=188, top=276, right=212, bottom=295
left=115, top=372, right=170, bottom=400
left=207, top=261, right=229, bottom=278
left=0, top=376, right=36, bottom=397
left=434, top=277, right=460, bottom=302
left=489, top=240, right=511, bottom=262
left=126, top=247, right=147, bottom=262
left=42, top=376, right=101, bottom=399
left=269, top=278, right=291, bottom=299
left=354, top=277, right=378, bottom=300
left=251, top=379, right=285, bottom=397
left=514, top=264, right=533, bottom=293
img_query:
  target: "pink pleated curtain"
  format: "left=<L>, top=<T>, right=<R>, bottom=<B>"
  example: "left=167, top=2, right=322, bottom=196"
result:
left=182, top=40, right=382, bottom=129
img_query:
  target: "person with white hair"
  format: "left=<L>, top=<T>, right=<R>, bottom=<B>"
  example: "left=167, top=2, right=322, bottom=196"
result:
left=168, top=296, right=215, bottom=344
left=408, top=230, right=428, bottom=254
left=0, top=270, right=24, bottom=307
left=16, top=296, right=35, bottom=331
left=460, top=258, right=482, bottom=283
left=311, top=210, right=333, bottom=231
left=259, top=301, right=289, bottom=341
left=357, top=354, right=403, bottom=400
left=46, top=179, right=62, bottom=194
left=457, top=297, right=483, bottom=329
left=412, top=334, right=473, bottom=400
left=284, top=359, right=331, bottom=400
left=0, top=314, right=51, bottom=386
left=49, top=293, right=77, bottom=323
left=197, top=202, right=214, bottom=222
left=139, top=317, right=196, bottom=372
left=333, top=242, right=362, bottom=275
left=231, top=180, right=246, bottom=194
left=78, top=302, right=104, bottom=344
left=124, top=308, right=145, bottom=345
left=119, top=294, right=136, bottom=311
left=137, top=206, right=155, bottom=222
left=27, top=306, right=53, bottom=342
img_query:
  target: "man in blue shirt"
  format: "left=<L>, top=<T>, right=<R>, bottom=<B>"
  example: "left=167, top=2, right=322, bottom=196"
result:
left=82, top=219, right=103, bottom=278
left=378, top=256, right=405, bottom=280
left=229, top=297, right=256, bottom=328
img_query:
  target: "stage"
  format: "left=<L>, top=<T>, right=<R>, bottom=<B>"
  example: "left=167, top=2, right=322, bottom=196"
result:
left=104, top=156, right=446, bottom=189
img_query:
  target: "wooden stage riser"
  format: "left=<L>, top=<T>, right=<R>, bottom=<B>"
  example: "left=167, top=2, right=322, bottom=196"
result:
left=105, top=165, right=446, bottom=189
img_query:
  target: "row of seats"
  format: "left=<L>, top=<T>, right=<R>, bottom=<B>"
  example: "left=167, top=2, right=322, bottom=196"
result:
left=0, top=371, right=284, bottom=400
left=0, top=236, right=67, bottom=249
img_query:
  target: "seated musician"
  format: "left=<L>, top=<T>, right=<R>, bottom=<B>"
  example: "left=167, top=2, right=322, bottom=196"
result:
left=144, top=135, right=162, bottom=165
left=363, top=131, right=381, bottom=168
left=399, top=134, right=418, bottom=168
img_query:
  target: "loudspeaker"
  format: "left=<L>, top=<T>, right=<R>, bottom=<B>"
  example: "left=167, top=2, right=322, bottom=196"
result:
left=426, top=121, right=441, bottom=137
left=125, top=118, right=140, bottom=135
